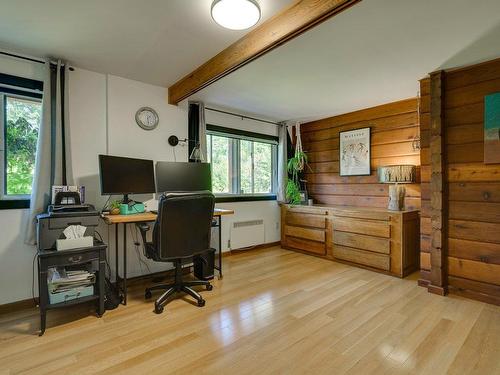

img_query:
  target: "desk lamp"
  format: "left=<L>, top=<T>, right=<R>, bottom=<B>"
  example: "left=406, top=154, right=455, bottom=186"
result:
left=377, top=165, right=416, bottom=211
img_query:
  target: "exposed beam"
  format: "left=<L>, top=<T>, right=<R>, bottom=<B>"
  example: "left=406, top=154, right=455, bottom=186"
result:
left=168, top=0, right=361, bottom=105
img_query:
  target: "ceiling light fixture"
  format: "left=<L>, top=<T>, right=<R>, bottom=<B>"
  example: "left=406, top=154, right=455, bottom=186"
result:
left=211, top=0, right=261, bottom=30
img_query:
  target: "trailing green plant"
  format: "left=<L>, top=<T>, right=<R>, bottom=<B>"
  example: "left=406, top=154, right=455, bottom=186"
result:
left=286, top=150, right=308, bottom=205
left=286, top=179, right=301, bottom=205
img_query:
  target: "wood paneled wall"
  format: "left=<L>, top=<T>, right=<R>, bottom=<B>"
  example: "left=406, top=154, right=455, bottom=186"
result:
left=301, top=99, right=421, bottom=210
left=420, top=58, right=500, bottom=305
left=419, top=78, right=432, bottom=285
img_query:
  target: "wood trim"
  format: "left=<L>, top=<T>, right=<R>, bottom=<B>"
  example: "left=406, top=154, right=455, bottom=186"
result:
left=0, top=298, right=38, bottom=315
left=167, top=0, right=360, bottom=104
left=230, top=241, right=281, bottom=253
left=428, top=70, right=448, bottom=295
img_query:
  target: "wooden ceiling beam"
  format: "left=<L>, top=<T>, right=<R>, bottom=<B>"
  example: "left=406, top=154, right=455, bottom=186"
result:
left=167, top=0, right=361, bottom=105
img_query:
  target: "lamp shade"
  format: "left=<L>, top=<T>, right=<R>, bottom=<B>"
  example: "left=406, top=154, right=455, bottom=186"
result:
left=378, top=165, right=416, bottom=184
left=189, top=144, right=205, bottom=162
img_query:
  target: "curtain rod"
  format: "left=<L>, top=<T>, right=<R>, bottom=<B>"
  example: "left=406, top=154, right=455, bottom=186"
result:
left=205, top=107, right=279, bottom=126
left=0, top=51, right=68, bottom=67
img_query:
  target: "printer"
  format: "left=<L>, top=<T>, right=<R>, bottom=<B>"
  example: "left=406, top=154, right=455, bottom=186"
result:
left=37, top=192, right=100, bottom=251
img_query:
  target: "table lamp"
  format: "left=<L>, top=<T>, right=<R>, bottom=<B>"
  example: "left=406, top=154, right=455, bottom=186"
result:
left=377, top=165, right=416, bottom=211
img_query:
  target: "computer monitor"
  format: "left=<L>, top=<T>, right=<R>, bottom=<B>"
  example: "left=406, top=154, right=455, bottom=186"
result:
left=99, top=155, right=156, bottom=202
left=155, top=162, right=212, bottom=193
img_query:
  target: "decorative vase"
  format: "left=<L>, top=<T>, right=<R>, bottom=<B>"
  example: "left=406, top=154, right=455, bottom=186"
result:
left=110, top=207, right=120, bottom=215
left=388, top=184, right=406, bottom=211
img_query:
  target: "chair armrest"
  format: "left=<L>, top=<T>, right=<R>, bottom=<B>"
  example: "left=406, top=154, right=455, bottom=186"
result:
left=135, top=223, right=150, bottom=245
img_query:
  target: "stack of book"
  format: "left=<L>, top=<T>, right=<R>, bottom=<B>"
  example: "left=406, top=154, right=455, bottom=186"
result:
left=47, top=268, right=95, bottom=304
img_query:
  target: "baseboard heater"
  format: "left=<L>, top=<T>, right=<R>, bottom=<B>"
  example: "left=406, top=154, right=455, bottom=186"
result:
left=230, top=219, right=265, bottom=250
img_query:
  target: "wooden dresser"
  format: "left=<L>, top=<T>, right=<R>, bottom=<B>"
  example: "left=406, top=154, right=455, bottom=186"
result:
left=281, top=204, right=420, bottom=278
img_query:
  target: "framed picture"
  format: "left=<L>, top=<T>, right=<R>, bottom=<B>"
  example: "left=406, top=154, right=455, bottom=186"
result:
left=339, top=127, right=371, bottom=176
left=484, top=92, right=500, bottom=164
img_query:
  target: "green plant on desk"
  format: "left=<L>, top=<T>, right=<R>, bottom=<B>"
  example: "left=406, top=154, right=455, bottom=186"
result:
left=110, top=200, right=121, bottom=215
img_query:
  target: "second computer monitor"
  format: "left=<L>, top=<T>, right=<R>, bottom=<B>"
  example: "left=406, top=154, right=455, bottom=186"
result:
left=155, top=162, right=212, bottom=193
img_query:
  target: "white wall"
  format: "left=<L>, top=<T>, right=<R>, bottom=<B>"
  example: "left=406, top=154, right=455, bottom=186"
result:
left=68, top=71, right=189, bottom=281
left=0, top=60, right=281, bottom=304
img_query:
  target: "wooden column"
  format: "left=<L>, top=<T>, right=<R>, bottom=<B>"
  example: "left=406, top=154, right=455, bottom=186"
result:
left=428, top=70, right=447, bottom=295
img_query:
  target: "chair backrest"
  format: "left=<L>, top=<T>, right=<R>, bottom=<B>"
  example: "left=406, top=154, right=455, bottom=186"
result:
left=152, top=191, right=215, bottom=260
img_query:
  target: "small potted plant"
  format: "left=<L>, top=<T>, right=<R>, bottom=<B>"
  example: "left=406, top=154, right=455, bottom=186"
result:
left=109, top=200, right=121, bottom=215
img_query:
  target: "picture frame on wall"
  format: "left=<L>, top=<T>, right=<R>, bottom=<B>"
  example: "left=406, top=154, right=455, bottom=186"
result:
left=339, top=127, right=371, bottom=176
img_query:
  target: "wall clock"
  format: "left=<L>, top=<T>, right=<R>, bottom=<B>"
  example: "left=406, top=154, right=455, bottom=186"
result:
left=135, top=107, right=159, bottom=130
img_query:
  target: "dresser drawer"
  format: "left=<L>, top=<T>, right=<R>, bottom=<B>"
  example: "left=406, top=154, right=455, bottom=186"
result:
left=333, top=245, right=390, bottom=271
left=333, top=231, right=390, bottom=255
left=333, top=217, right=390, bottom=238
left=285, top=212, right=326, bottom=229
left=287, top=206, right=328, bottom=216
left=285, top=225, right=325, bottom=242
left=285, top=236, right=326, bottom=256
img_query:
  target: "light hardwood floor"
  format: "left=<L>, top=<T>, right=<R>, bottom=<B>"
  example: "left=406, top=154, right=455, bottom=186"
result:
left=1, top=247, right=499, bottom=374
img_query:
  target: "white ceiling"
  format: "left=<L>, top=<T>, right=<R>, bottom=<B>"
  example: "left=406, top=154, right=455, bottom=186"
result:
left=0, top=0, right=292, bottom=87
left=190, top=0, right=500, bottom=122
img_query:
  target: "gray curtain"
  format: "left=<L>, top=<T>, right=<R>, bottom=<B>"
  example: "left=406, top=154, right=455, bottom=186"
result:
left=198, top=102, right=207, bottom=161
left=188, top=101, right=207, bottom=162
left=25, top=60, right=72, bottom=244
left=277, top=122, right=288, bottom=203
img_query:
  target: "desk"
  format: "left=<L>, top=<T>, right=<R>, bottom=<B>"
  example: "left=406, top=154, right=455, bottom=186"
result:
left=101, top=208, right=234, bottom=305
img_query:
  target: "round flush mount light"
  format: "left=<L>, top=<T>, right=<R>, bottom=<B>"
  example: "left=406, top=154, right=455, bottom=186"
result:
left=211, top=0, right=261, bottom=30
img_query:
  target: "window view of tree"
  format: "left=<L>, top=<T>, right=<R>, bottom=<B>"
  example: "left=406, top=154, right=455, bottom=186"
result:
left=208, top=135, right=231, bottom=193
left=240, top=140, right=252, bottom=194
left=5, top=96, right=41, bottom=196
left=254, top=142, right=272, bottom=193
left=207, top=130, right=276, bottom=196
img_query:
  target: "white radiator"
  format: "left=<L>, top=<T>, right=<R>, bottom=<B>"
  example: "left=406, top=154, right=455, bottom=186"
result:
left=230, top=219, right=265, bottom=250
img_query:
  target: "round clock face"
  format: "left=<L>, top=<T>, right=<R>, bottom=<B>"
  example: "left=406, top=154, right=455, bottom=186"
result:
left=135, top=107, right=159, bottom=130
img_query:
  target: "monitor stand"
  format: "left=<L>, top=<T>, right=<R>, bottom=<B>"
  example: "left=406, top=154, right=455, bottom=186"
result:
left=119, top=195, right=146, bottom=215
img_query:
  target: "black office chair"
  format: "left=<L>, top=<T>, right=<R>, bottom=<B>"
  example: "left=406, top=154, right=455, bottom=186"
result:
left=137, top=191, right=215, bottom=314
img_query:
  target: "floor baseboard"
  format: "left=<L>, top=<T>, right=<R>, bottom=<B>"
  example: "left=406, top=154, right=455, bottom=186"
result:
left=230, top=241, right=281, bottom=254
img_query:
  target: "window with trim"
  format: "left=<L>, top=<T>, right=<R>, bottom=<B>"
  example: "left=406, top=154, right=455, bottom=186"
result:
left=206, top=125, right=278, bottom=199
left=0, top=73, right=43, bottom=208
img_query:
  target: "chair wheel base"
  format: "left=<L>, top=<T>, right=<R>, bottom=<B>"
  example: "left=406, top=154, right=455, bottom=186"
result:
left=154, top=304, right=164, bottom=314
left=206, top=284, right=213, bottom=291
left=197, top=299, right=206, bottom=307
left=145, top=290, right=152, bottom=299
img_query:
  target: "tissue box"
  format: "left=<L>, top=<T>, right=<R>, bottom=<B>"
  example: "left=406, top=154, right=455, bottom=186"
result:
left=56, top=236, right=93, bottom=251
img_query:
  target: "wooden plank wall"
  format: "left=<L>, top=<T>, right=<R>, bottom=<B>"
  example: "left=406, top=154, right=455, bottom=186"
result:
left=419, top=78, right=432, bottom=286
left=443, top=58, right=500, bottom=305
left=301, top=99, right=421, bottom=210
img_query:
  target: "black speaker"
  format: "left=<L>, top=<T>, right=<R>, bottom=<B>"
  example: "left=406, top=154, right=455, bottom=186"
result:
left=194, top=251, right=215, bottom=280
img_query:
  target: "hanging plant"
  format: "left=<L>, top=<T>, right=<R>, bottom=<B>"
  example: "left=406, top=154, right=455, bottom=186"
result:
left=285, top=122, right=310, bottom=205
left=286, top=150, right=308, bottom=205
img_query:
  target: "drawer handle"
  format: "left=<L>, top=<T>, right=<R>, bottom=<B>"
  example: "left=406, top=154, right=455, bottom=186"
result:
left=68, top=255, right=83, bottom=263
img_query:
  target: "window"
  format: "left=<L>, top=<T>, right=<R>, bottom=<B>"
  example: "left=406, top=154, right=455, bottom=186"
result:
left=206, top=125, right=277, bottom=201
left=0, top=73, right=43, bottom=208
